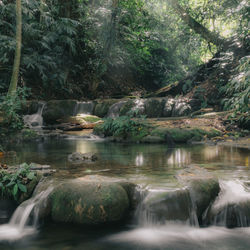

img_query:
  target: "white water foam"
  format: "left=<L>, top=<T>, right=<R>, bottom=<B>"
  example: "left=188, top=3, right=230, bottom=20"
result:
left=0, top=186, right=53, bottom=241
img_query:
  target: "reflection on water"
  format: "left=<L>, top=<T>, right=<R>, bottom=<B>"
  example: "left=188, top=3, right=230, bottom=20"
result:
left=167, top=148, right=191, bottom=166
left=2, top=139, right=250, bottom=187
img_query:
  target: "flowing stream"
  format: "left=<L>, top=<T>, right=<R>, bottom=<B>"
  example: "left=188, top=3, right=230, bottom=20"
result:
left=0, top=185, right=53, bottom=241
left=0, top=140, right=250, bottom=249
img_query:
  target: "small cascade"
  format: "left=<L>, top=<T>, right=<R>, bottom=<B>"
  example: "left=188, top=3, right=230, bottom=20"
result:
left=0, top=186, right=53, bottom=241
left=135, top=187, right=199, bottom=227
left=131, top=99, right=145, bottom=115
left=107, top=101, right=127, bottom=118
left=23, top=101, right=46, bottom=129
left=209, top=180, right=250, bottom=228
left=74, top=101, right=94, bottom=116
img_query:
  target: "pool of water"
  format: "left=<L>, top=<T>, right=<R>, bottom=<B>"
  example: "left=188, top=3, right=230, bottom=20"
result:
left=1, top=138, right=250, bottom=249
left=2, top=138, right=250, bottom=187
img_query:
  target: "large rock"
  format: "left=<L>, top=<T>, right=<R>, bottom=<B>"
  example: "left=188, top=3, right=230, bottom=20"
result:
left=43, top=100, right=77, bottom=124
left=188, top=178, right=220, bottom=222
left=50, top=176, right=133, bottom=225
left=144, top=98, right=165, bottom=118
left=93, top=99, right=119, bottom=117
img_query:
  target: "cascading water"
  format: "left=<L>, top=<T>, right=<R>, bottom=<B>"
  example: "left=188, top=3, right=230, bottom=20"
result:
left=0, top=186, right=53, bottom=241
left=107, top=180, right=250, bottom=248
left=23, top=101, right=46, bottom=129
left=135, top=187, right=199, bottom=227
left=107, top=101, right=127, bottom=118
left=74, top=101, right=95, bottom=116
left=208, top=180, right=250, bottom=227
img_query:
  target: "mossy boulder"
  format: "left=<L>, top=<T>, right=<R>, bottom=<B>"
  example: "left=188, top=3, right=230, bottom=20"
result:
left=21, top=100, right=40, bottom=115
left=119, top=100, right=136, bottom=116
left=93, top=99, right=119, bottom=117
left=144, top=98, right=165, bottom=118
left=50, top=176, right=132, bottom=225
left=43, top=100, right=77, bottom=124
left=188, top=178, right=220, bottom=222
left=151, top=128, right=222, bottom=144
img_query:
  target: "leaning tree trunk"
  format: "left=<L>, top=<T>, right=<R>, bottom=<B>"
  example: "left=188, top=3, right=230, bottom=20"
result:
left=167, top=0, right=230, bottom=48
left=8, top=0, right=22, bottom=96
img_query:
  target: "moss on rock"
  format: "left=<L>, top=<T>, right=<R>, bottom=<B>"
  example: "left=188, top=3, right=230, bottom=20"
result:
left=93, top=100, right=119, bottom=117
left=43, top=100, right=77, bottom=124
left=50, top=178, right=130, bottom=225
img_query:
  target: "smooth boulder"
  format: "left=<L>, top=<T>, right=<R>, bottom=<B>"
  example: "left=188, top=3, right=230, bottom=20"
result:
left=50, top=176, right=131, bottom=225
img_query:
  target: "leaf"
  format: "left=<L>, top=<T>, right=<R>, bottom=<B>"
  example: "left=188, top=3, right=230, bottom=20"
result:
left=12, top=184, right=18, bottom=197
left=18, top=183, right=27, bottom=193
left=27, top=172, right=35, bottom=180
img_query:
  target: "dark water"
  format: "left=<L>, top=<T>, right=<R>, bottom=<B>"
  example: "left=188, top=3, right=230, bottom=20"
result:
left=1, top=138, right=250, bottom=249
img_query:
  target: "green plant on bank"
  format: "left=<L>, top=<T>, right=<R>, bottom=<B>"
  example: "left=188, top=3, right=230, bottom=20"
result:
left=94, top=115, right=150, bottom=140
left=221, top=56, right=250, bottom=128
left=0, top=87, right=29, bottom=133
left=0, top=163, right=35, bottom=200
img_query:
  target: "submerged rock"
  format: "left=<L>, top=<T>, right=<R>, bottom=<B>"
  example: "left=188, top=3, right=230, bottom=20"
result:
left=50, top=176, right=133, bottom=225
left=68, top=152, right=98, bottom=163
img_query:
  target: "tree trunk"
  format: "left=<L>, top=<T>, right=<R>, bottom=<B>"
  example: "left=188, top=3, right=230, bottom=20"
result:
left=104, top=0, right=119, bottom=57
left=167, top=0, right=229, bottom=48
left=8, top=0, right=22, bottom=96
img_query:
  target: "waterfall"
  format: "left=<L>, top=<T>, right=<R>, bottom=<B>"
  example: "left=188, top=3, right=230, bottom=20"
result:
left=131, top=99, right=146, bottom=115
left=0, top=186, right=53, bottom=241
left=74, top=101, right=94, bottom=116
left=23, top=101, right=46, bottom=128
left=134, top=187, right=199, bottom=227
left=209, top=180, right=250, bottom=227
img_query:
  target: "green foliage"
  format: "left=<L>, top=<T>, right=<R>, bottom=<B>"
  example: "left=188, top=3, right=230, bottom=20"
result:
left=0, top=163, right=35, bottom=200
left=0, top=87, right=29, bottom=133
left=221, top=56, right=250, bottom=127
left=94, top=116, right=149, bottom=140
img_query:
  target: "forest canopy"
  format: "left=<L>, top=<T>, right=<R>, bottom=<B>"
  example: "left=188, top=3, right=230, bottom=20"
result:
left=0, top=0, right=249, bottom=101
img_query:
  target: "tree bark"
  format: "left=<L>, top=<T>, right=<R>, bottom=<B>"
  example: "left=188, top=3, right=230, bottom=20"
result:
left=167, top=0, right=229, bottom=48
left=8, top=0, right=22, bottom=96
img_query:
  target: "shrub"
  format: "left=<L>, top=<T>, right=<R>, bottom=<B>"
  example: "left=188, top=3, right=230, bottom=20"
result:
left=0, top=163, right=36, bottom=200
left=94, top=116, right=150, bottom=140
left=221, top=56, right=250, bottom=128
left=0, top=87, right=29, bottom=133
